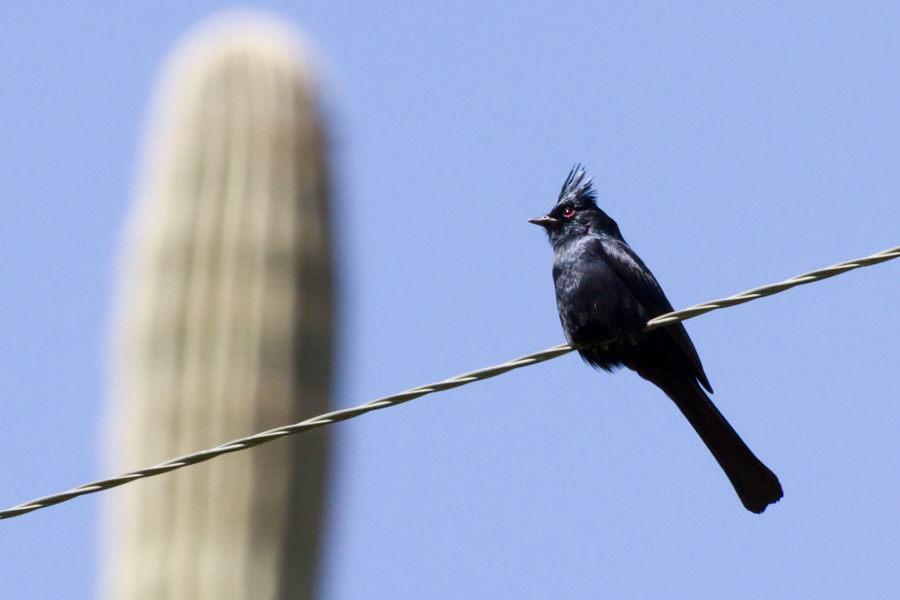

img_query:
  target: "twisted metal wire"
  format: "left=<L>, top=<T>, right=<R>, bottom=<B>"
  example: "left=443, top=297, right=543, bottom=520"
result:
left=1, top=243, right=897, bottom=521
left=644, top=244, right=900, bottom=330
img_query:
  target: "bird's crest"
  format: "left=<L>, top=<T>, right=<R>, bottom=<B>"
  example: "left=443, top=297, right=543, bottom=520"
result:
left=558, top=164, right=596, bottom=206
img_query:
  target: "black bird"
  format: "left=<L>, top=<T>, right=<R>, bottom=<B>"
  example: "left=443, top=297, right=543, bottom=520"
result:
left=529, top=166, right=782, bottom=513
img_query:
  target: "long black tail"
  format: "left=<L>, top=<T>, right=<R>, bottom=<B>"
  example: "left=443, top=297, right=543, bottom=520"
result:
left=654, top=375, right=783, bottom=513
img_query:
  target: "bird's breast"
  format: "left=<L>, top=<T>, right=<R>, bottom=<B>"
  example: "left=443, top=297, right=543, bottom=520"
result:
left=552, top=240, right=648, bottom=346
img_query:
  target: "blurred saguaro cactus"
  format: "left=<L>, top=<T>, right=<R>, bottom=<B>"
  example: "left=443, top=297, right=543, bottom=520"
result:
left=101, top=11, right=334, bottom=600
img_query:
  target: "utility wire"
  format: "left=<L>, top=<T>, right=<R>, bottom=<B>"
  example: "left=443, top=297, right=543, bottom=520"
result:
left=1, top=244, right=897, bottom=521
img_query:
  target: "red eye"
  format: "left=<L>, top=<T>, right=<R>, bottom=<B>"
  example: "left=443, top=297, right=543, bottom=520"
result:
left=562, top=207, right=575, bottom=218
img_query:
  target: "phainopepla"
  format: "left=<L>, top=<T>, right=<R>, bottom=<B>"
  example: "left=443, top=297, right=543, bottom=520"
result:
left=529, top=166, right=782, bottom=513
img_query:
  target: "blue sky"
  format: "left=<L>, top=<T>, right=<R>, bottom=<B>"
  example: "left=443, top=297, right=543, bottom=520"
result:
left=1, top=2, right=899, bottom=598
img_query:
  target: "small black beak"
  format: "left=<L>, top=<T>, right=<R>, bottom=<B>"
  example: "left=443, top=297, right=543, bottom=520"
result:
left=527, top=216, right=558, bottom=229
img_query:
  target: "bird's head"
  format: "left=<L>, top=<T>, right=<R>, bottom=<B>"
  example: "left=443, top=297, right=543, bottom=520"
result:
left=528, top=165, right=620, bottom=246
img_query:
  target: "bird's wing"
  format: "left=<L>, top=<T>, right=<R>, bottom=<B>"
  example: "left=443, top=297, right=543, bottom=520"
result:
left=597, top=236, right=713, bottom=393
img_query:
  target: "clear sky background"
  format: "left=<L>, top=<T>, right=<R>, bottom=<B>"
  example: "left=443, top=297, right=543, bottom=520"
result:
left=1, top=2, right=899, bottom=598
